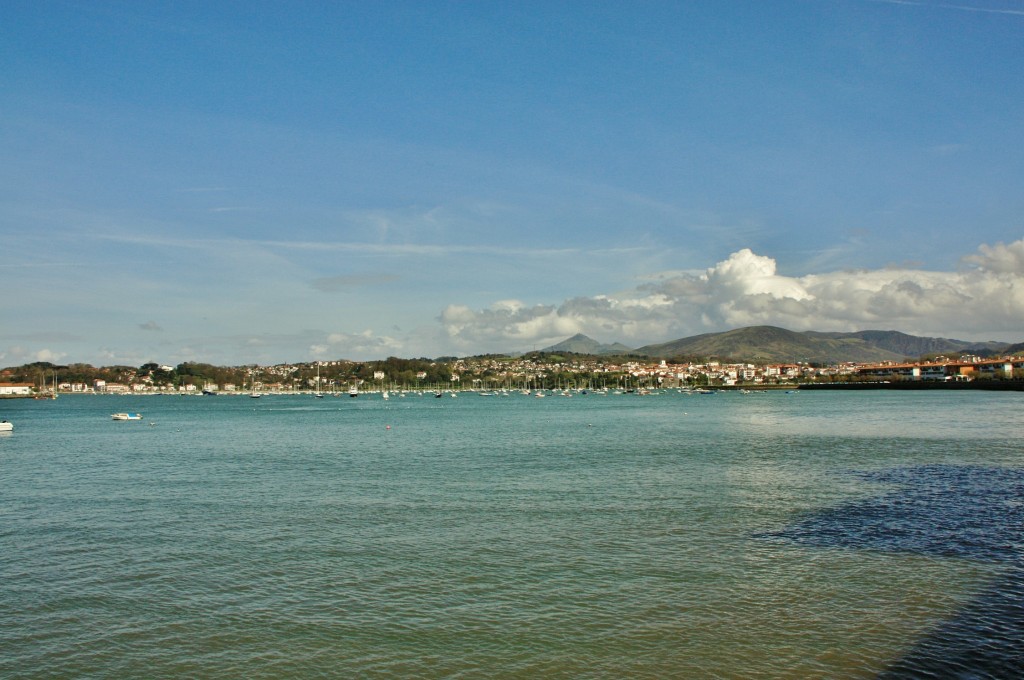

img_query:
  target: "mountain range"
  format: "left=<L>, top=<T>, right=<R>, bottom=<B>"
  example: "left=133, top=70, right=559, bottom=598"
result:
left=541, top=326, right=1017, bottom=364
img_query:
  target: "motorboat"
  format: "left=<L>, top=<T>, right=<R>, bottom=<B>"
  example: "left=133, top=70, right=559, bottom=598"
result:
left=0, top=420, right=12, bottom=432
left=111, top=413, right=143, bottom=421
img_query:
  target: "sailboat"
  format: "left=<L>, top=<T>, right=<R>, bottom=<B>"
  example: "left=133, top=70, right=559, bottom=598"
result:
left=34, top=371, right=58, bottom=400
left=250, top=374, right=261, bottom=398
left=314, top=363, right=324, bottom=398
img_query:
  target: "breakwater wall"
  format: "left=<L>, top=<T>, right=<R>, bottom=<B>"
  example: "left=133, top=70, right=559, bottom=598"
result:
left=799, top=380, right=1024, bottom=391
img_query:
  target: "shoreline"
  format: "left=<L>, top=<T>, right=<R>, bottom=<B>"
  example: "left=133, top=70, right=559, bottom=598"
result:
left=5, top=380, right=1024, bottom=398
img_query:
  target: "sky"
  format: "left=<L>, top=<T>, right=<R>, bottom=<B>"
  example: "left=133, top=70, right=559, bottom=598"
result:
left=2, top=0, right=1023, bottom=367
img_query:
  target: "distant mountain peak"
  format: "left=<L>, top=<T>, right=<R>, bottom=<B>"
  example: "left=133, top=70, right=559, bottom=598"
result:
left=542, top=334, right=634, bottom=356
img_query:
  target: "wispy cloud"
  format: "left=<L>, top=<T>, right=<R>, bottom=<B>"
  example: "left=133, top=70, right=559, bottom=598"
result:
left=869, top=0, right=1024, bottom=17
left=311, top=274, right=400, bottom=292
left=1, top=332, right=83, bottom=342
left=90, top=229, right=620, bottom=259
left=267, top=240, right=587, bottom=258
left=0, top=262, right=89, bottom=269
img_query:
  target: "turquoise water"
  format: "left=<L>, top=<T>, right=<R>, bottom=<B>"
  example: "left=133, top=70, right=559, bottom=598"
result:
left=1, top=390, right=1021, bottom=678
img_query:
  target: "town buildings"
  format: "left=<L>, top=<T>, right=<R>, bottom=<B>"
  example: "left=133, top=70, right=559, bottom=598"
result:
left=2, top=354, right=1022, bottom=396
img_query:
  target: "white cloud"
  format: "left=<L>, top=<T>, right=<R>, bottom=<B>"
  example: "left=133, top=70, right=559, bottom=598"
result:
left=439, top=239, right=1024, bottom=352
left=440, top=302, right=580, bottom=351
left=704, top=248, right=813, bottom=301
left=319, top=329, right=404, bottom=358
left=963, top=239, right=1024, bottom=275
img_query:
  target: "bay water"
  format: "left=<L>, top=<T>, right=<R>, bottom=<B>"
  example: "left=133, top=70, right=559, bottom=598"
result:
left=1, top=390, right=1021, bottom=678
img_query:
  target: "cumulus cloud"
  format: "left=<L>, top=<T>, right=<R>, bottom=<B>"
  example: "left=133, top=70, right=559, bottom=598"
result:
left=963, top=239, right=1024, bottom=274
left=440, top=300, right=584, bottom=351
left=139, top=320, right=163, bottom=332
left=440, top=239, right=1024, bottom=352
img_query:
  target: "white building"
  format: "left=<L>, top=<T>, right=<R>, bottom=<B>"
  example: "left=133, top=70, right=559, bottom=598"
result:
left=0, top=382, right=33, bottom=396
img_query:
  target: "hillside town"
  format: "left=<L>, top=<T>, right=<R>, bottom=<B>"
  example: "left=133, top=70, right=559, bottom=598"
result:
left=2, top=353, right=1023, bottom=397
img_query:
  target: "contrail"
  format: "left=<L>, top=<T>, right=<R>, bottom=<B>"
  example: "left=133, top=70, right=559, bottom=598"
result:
left=869, top=0, right=1024, bottom=16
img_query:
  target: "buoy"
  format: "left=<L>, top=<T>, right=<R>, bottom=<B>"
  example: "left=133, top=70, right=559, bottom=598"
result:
left=386, top=425, right=391, bottom=430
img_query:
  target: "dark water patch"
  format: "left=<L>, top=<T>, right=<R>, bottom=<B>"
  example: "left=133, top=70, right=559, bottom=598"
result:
left=878, top=565, right=1024, bottom=679
left=763, top=464, right=1024, bottom=678
left=764, top=465, right=1024, bottom=563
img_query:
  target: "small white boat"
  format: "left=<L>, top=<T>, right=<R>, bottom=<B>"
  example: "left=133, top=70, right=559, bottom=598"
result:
left=111, top=413, right=143, bottom=421
left=0, top=420, right=12, bottom=432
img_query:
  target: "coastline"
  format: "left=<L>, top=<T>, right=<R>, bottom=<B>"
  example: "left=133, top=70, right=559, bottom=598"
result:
left=5, top=380, right=1024, bottom=397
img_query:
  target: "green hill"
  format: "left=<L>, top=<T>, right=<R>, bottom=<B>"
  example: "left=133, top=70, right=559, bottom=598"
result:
left=806, top=330, right=1008, bottom=358
left=542, top=333, right=635, bottom=356
left=539, top=327, right=1015, bottom=364
left=633, top=326, right=1012, bottom=364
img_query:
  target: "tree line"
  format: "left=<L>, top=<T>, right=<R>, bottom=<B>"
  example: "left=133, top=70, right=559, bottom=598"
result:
left=1, top=358, right=457, bottom=390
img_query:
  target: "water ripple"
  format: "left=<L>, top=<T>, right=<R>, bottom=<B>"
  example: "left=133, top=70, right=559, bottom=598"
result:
left=766, top=464, right=1024, bottom=678
left=1, top=393, right=1022, bottom=677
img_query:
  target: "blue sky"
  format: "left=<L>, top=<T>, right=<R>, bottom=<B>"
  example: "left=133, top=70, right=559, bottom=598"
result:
left=3, top=0, right=1023, bottom=366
